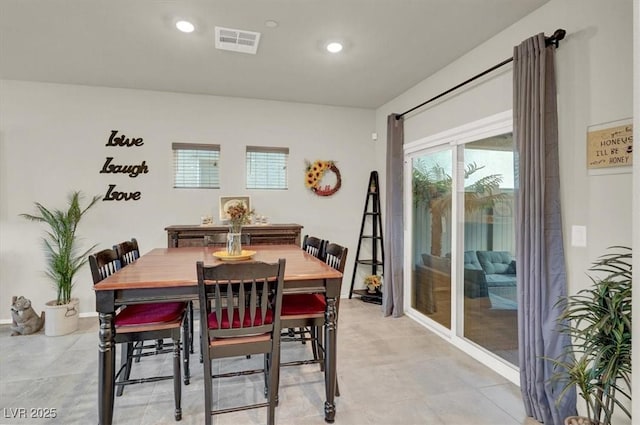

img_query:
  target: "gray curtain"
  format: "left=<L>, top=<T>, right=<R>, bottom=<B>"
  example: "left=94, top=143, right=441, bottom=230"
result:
left=383, top=113, right=404, bottom=317
left=514, top=33, right=576, bottom=424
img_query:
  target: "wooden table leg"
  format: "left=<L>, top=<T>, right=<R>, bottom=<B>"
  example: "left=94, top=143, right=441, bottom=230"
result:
left=323, top=296, right=337, bottom=423
left=98, top=312, right=116, bottom=425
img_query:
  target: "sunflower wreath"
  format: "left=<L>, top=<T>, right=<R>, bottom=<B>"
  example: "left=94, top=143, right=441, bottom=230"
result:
left=304, top=159, right=342, bottom=197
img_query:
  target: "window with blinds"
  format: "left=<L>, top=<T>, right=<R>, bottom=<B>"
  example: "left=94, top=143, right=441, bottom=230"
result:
left=246, top=146, right=289, bottom=190
left=172, top=143, right=220, bottom=189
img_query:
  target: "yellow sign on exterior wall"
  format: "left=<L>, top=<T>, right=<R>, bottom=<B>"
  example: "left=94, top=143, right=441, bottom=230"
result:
left=587, top=120, right=633, bottom=169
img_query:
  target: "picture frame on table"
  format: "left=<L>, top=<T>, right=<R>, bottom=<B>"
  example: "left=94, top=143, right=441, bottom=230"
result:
left=219, top=196, right=251, bottom=222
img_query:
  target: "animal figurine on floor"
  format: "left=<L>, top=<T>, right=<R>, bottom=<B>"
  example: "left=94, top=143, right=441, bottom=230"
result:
left=10, top=296, right=45, bottom=336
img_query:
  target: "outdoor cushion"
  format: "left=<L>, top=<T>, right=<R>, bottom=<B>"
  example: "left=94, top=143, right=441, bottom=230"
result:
left=463, top=251, right=482, bottom=270
left=421, top=254, right=450, bottom=273
left=476, top=250, right=513, bottom=274
left=485, top=273, right=517, bottom=287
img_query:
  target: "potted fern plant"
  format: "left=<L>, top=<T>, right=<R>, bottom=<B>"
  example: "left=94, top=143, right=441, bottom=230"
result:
left=21, top=191, right=100, bottom=336
left=549, top=246, right=632, bottom=425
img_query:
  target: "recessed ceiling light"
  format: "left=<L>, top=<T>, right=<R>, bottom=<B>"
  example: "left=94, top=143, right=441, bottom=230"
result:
left=176, top=20, right=195, bottom=33
left=326, top=42, right=343, bottom=53
left=265, top=20, right=279, bottom=28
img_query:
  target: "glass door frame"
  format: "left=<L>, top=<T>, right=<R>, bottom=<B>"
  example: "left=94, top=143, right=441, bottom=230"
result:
left=403, top=110, right=519, bottom=384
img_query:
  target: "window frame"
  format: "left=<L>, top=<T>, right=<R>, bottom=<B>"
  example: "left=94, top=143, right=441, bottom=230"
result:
left=172, top=142, right=221, bottom=189
left=245, top=145, right=289, bottom=190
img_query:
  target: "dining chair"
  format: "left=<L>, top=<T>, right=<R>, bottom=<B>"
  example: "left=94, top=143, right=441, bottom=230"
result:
left=112, top=238, right=192, bottom=389
left=89, top=247, right=189, bottom=421
left=196, top=259, right=286, bottom=425
left=198, top=232, right=253, bottom=363
left=314, top=242, right=348, bottom=373
left=117, top=238, right=196, bottom=361
left=279, top=242, right=347, bottom=394
left=113, top=238, right=143, bottom=366
left=285, top=235, right=328, bottom=351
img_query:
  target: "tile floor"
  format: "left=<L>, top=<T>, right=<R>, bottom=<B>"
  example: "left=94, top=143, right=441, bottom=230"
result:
left=0, top=299, right=542, bottom=425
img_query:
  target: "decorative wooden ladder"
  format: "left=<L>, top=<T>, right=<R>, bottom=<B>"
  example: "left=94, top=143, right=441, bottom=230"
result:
left=348, top=171, right=384, bottom=304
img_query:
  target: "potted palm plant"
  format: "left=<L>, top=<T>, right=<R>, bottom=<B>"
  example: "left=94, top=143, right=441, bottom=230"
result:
left=549, top=246, right=632, bottom=425
left=21, top=191, right=100, bottom=336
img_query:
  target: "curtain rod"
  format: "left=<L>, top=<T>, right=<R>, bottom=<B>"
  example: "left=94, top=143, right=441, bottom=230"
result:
left=396, top=29, right=566, bottom=120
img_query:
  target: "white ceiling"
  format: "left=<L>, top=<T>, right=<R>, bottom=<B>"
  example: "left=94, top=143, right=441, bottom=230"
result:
left=0, top=0, right=550, bottom=109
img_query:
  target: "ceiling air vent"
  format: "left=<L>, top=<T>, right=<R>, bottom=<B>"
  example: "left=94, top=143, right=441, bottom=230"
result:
left=215, top=26, right=261, bottom=54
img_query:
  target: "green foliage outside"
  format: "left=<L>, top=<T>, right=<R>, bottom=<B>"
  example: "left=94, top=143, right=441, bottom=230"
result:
left=412, top=160, right=505, bottom=256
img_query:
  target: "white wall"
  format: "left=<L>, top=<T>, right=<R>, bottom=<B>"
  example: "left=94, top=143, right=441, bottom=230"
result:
left=376, top=0, right=634, bottom=299
left=0, top=81, right=376, bottom=321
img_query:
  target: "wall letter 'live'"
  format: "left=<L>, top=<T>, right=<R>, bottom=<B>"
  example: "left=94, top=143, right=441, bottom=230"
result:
left=106, top=130, right=144, bottom=147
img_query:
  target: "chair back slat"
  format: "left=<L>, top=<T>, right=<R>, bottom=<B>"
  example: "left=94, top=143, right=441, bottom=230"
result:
left=101, top=261, right=120, bottom=279
left=302, top=235, right=327, bottom=260
left=324, top=243, right=348, bottom=273
left=89, top=248, right=122, bottom=284
left=260, top=280, right=268, bottom=323
left=123, top=250, right=138, bottom=265
left=226, top=281, right=235, bottom=329
left=114, top=238, right=140, bottom=267
left=214, top=284, right=223, bottom=329
left=197, top=260, right=286, bottom=341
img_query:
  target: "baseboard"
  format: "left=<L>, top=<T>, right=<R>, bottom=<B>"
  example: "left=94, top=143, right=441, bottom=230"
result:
left=1, top=311, right=98, bottom=325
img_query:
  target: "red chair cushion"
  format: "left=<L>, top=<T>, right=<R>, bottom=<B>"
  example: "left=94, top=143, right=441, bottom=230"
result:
left=208, top=308, right=273, bottom=329
left=281, top=294, right=326, bottom=316
left=115, top=302, right=186, bottom=327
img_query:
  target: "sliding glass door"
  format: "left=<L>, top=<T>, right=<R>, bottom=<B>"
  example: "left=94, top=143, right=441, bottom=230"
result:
left=410, top=148, right=453, bottom=330
left=406, top=112, right=519, bottom=376
left=461, top=135, right=518, bottom=366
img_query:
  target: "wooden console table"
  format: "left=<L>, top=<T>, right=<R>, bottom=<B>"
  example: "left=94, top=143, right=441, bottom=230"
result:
left=165, top=224, right=303, bottom=248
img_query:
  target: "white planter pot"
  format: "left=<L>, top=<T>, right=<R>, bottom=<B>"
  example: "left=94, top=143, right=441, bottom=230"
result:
left=565, top=416, right=596, bottom=425
left=44, top=298, right=79, bottom=336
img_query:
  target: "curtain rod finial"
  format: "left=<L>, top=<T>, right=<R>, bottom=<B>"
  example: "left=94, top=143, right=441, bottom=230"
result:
left=547, top=29, right=566, bottom=48
left=553, top=29, right=566, bottom=42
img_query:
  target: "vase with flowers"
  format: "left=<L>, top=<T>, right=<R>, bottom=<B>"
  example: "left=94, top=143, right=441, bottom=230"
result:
left=364, top=274, right=382, bottom=294
left=225, top=202, right=253, bottom=255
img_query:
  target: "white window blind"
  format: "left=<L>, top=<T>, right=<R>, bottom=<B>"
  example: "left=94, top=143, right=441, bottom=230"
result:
left=172, top=143, right=220, bottom=189
left=246, top=146, right=289, bottom=190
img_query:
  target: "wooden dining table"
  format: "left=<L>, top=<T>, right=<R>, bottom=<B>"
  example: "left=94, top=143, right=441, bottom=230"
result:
left=93, top=244, right=343, bottom=425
